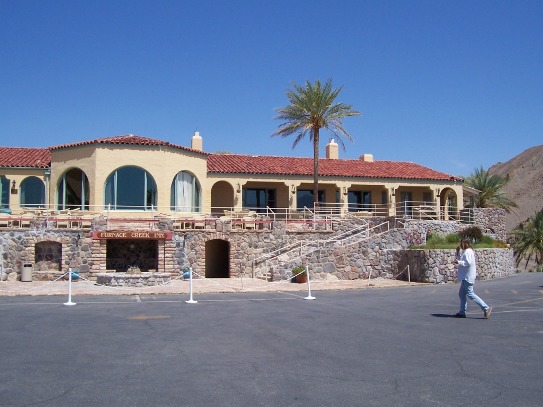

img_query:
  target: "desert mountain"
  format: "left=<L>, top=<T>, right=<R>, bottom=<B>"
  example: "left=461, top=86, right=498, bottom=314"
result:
left=488, top=145, right=543, bottom=233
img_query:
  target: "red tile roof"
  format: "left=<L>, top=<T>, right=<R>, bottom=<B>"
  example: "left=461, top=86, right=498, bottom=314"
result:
left=0, top=136, right=461, bottom=182
left=50, top=134, right=208, bottom=155
left=0, top=147, right=51, bottom=168
left=208, top=154, right=462, bottom=181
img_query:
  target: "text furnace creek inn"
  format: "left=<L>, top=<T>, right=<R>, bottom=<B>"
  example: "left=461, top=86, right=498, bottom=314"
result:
left=0, top=133, right=470, bottom=281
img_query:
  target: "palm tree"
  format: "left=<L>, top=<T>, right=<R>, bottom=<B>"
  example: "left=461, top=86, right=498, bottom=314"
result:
left=510, top=211, right=543, bottom=271
left=464, top=166, right=518, bottom=213
left=273, top=79, right=360, bottom=207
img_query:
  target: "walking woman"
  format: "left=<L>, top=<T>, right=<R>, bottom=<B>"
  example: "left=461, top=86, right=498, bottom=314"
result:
left=454, top=238, right=492, bottom=319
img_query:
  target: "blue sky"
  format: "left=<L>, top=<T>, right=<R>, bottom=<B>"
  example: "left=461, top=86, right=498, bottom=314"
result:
left=1, top=0, right=541, bottom=177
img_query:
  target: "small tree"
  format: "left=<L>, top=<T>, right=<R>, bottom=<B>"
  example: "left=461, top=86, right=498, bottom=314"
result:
left=510, top=211, right=543, bottom=271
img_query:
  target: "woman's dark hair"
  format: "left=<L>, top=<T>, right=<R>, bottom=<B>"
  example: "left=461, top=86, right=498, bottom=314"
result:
left=460, top=238, right=473, bottom=250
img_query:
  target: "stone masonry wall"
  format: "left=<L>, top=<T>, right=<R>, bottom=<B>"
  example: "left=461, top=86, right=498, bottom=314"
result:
left=0, top=229, right=92, bottom=281
left=399, top=248, right=514, bottom=283
left=0, top=208, right=512, bottom=282
left=460, top=207, right=507, bottom=241
left=252, top=218, right=515, bottom=283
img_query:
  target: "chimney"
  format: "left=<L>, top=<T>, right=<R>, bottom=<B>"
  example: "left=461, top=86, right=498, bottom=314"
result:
left=326, top=138, right=339, bottom=159
left=191, top=131, right=202, bottom=151
left=360, top=153, right=374, bottom=162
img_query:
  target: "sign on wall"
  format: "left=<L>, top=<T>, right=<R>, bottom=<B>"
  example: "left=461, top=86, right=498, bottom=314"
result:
left=92, top=231, right=173, bottom=240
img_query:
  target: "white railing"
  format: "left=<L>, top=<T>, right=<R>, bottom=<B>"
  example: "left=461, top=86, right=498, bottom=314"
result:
left=1, top=201, right=467, bottom=232
left=254, top=221, right=391, bottom=281
left=395, top=201, right=460, bottom=221
left=254, top=218, right=370, bottom=266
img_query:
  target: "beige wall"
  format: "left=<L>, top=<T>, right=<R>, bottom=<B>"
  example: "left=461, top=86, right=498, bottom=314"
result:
left=51, top=145, right=208, bottom=213
left=0, top=169, right=48, bottom=213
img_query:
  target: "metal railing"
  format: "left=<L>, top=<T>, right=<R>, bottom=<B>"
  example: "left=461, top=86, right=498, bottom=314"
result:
left=253, top=220, right=392, bottom=281
left=1, top=201, right=470, bottom=231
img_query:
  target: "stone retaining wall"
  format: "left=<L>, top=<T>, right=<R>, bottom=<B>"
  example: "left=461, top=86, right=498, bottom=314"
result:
left=253, top=222, right=515, bottom=283
left=460, top=208, right=506, bottom=241
left=396, top=248, right=514, bottom=283
left=0, top=208, right=513, bottom=282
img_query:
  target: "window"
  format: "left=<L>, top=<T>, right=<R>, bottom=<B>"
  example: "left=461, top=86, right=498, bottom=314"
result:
left=348, top=191, right=371, bottom=211
left=296, top=189, right=324, bottom=210
left=20, top=176, right=45, bottom=208
left=170, top=171, right=201, bottom=212
left=423, top=192, right=433, bottom=205
left=105, top=166, right=157, bottom=210
left=243, top=188, right=276, bottom=211
left=57, top=168, right=90, bottom=210
left=0, top=176, right=9, bottom=209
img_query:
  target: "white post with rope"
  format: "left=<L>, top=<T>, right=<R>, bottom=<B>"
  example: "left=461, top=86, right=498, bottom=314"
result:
left=304, top=265, right=315, bottom=300
left=63, top=268, right=76, bottom=306
left=185, top=267, right=197, bottom=304
left=407, top=264, right=411, bottom=283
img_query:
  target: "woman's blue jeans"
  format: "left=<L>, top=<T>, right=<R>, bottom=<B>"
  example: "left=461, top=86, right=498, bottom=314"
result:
left=459, top=280, right=488, bottom=315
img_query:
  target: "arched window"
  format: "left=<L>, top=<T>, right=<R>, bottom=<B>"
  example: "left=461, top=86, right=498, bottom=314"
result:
left=170, top=171, right=201, bottom=212
left=20, top=176, right=45, bottom=208
left=105, top=166, right=157, bottom=210
left=57, top=168, right=90, bottom=210
left=0, top=176, right=9, bottom=210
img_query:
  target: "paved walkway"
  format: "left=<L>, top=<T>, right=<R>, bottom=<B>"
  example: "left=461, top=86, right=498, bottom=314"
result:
left=0, top=275, right=418, bottom=297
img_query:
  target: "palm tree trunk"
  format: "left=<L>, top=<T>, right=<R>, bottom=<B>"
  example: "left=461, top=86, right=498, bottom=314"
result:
left=313, top=128, right=319, bottom=209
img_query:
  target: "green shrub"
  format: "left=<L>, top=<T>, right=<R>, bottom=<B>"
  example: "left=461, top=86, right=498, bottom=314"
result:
left=480, top=235, right=493, bottom=245
left=446, top=233, right=460, bottom=244
left=459, top=226, right=483, bottom=243
left=416, top=232, right=507, bottom=250
left=425, top=235, right=445, bottom=249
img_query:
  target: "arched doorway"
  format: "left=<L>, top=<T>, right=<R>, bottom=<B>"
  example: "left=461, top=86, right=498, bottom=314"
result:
left=440, top=188, right=458, bottom=220
left=211, top=181, right=235, bottom=215
left=205, top=239, right=230, bottom=278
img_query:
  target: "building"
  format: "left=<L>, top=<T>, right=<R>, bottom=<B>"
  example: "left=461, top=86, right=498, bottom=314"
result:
left=0, top=133, right=469, bottom=281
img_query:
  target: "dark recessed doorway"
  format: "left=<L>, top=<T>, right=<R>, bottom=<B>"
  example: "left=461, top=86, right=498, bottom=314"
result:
left=106, top=239, right=158, bottom=272
left=205, top=239, right=230, bottom=278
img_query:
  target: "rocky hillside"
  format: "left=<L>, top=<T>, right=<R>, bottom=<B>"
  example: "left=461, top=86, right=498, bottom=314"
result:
left=488, top=145, right=543, bottom=233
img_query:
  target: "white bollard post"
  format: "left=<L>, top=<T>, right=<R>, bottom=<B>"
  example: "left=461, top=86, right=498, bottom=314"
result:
left=63, top=267, right=76, bottom=306
left=304, top=265, right=315, bottom=300
left=185, top=267, right=197, bottom=304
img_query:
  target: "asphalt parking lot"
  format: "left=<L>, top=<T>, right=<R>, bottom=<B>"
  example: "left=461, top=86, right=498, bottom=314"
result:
left=1, top=272, right=542, bottom=407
